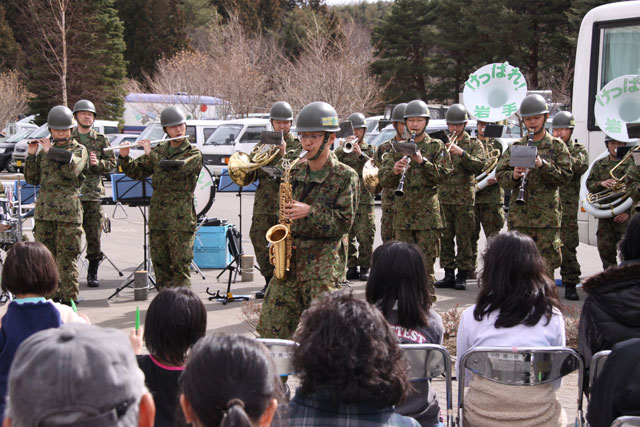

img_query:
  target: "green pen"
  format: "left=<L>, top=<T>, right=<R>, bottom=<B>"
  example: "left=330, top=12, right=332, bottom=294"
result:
left=70, top=299, right=77, bottom=313
left=135, top=306, right=140, bottom=333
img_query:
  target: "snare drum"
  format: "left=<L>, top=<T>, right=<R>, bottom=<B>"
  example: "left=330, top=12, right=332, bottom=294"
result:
left=194, top=167, right=216, bottom=218
left=0, top=198, right=20, bottom=244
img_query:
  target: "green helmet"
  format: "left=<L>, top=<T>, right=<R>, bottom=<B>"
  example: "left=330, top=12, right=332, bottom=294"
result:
left=47, top=105, right=75, bottom=130
left=519, top=94, right=549, bottom=117
left=404, top=100, right=430, bottom=119
left=270, top=101, right=294, bottom=121
left=552, top=111, right=575, bottom=129
left=391, top=103, right=407, bottom=123
left=293, top=101, right=340, bottom=132
left=72, top=99, right=96, bottom=115
left=160, top=106, right=187, bottom=127
left=446, top=104, right=469, bottom=124
left=347, top=112, right=367, bottom=129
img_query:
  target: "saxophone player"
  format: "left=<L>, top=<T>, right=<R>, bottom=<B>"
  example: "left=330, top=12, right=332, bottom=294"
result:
left=257, top=101, right=359, bottom=340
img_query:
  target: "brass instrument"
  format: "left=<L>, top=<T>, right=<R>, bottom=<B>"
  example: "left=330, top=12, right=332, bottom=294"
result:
left=362, top=159, right=379, bottom=194
left=228, top=143, right=281, bottom=186
left=395, top=133, right=416, bottom=197
left=103, top=136, right=189, bottom=151
left=265, top=150, right=308, bottom=279
left=586, top=145, right=640, bottom=204
left=341, top=136, right=358, bottom=154
left=515, top=128, right=534, bottom=205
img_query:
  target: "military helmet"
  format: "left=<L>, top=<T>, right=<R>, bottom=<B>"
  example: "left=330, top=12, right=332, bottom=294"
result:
left=391, top=103, right=407, bottom=123
left=552, top=111, right=575, bottom=129
left=347, top=112, right=367, bottom=129
left=47, top=105, right=75, bottom=130
left=519, top=94, right=549, bottom=117
left=270, top=101, right=294, bottom=121
left=293, top=101, right=341, bottom=132
left=446, top=104, right=469, bottom=124
left=160, top=106, right=187, bottom=127
left=404, top=100, right=430, bottom=119
left=72, top=99, right=96, bottom=115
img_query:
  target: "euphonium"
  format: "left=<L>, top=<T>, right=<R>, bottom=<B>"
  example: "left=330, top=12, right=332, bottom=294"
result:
left=265, top=150, right=308, bottom=279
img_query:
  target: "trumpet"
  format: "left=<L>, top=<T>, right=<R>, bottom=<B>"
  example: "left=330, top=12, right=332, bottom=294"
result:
left=395, top=133, right=416, bottom=197
left=515, top=128, right=534, bottom=205
left=103, top=136, right=189, bottom=152
left=341, top=136, right=358, bottom=154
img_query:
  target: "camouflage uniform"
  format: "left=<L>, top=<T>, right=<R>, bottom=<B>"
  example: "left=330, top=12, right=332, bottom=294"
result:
left=438, top=132, right=485, bottom=272
left=73, top=128, right=116, bottom=262
left=375, top=137, right=400, bottom=243
left=559, top=139, right=588, bottom=284
left=625, top=162, right=640, bottom=216
left=257, top=154, right=359, bottom=339
left=586, top=155, right=631, bottom=269
left=249, top=133, right=301, bottom=282
left=496, top=132, right=573, bottom=279
left=25, top=140, right=88, bottom=302
left=335, top=139, right=375, bottom=270
left=379, top=134, right=451, bottom=295
left=119, top=140, right=203, bottom=287
left=471, top=137, right=505, bottom=267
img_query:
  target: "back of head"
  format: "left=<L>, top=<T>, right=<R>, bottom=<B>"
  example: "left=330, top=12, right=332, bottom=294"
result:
left=6, top=323, right=146, bottom=427
left=293, top=291, right=410, bottom=407
left=179, top=334, right=281, bottom=427
left=366, top=241, right=431, bottom=330
left=144, top=287, right=207, bottom=366
left=1, top=241, right=58, bottom=296
left=619, top=214, right=640, bottom=262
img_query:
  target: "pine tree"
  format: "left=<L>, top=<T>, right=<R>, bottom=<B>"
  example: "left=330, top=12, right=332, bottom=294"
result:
left=0, top=4, right=21, bottom=72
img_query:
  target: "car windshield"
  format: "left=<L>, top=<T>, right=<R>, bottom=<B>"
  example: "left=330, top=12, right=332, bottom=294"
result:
left=27, top=124, right=50, bottom=139
left=136, top=123, right=166, bottom=142
left=205, top=124, right=243, bottom=145
left=6, top=129, right=35, bottom=143
left=370, top=128, right=396, bottom=148
left=366, top=119, right=379, bottom=133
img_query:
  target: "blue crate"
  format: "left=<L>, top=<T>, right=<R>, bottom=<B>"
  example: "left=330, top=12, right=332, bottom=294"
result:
left=193, top=225, right=232, bottom=268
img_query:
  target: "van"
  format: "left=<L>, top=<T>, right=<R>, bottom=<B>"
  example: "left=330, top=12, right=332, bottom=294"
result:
left=134, top=119, right=224, bottom=150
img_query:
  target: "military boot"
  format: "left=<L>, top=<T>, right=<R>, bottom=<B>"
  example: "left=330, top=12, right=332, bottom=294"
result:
left=256, top=275, right=272, bottom=299
left=346, top=266, right=359, bottom=281
left=359, top=267, right=369, bottom=281
left=435, top=269, right=455, bottom=289
left=87, top=259, right=100, bottom=288
left=454, top=270, right=469, bottom=291
left=564, top=283, right=579, bottom=301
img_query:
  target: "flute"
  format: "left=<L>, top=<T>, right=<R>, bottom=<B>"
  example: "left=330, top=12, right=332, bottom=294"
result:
left=103, top=136, right=189, bottom=152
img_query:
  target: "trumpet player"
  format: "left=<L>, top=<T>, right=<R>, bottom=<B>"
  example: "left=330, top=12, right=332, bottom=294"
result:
left=586, top=135, right=631, bottom=270
left=118, top=106, right=203, bottom=288
left=71, top=99, right=116, bottom=288
left=379, top=100, right=452, bottom=299
left=552, top=111, right=588, bottom=300
left=434, top=104, right=485, bottom=291
left=496, top=94, right=572, bottom=280
left=336, top=112, right=375, bottom=281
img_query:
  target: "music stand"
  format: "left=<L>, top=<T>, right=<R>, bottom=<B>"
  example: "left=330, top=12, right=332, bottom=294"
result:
left=108, top=174, right=157, bottom=300
left=206, top=225, right=249, bottom=304
left=217, top=168, right=258, bottom=256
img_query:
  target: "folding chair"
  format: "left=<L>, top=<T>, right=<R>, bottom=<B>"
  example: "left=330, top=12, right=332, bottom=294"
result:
left=612, top=416, right=640, bottom=427
left=457, top=346, right=585, bottom=427
left=589, top=350, right=611, bottom=390
left=400, top=343, right=454, bottom=427
left=256, top=338, right=297, bottom=377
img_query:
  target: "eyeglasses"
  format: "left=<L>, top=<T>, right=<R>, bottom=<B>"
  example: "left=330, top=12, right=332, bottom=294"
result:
left=299, top=134, right=325, bottom=142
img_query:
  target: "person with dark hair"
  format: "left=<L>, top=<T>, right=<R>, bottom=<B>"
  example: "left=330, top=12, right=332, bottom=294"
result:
left=366, top=241, right=444, bottom=426
left=179, top=334, right=282, bottom=427
left=281, top=291, right=419, bottom=426
left=578, top=213, right=640, bottom=393
left=456, top=231, right=566, bottom=426
left=129, top=287, right=206, bottom=427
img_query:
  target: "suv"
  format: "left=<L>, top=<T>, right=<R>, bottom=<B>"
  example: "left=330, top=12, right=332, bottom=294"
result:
left=369, top=119, right=478, bottom=149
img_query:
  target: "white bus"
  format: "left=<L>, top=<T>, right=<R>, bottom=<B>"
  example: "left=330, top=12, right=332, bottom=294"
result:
left=573, top=0, right=640, bottom=244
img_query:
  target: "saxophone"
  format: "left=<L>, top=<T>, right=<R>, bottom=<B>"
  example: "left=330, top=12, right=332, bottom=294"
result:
left=265, top=150, right=307, bottom=279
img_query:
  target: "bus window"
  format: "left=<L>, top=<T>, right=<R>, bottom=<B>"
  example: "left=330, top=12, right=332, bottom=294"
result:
left=600, top=24, right=640, bottom=87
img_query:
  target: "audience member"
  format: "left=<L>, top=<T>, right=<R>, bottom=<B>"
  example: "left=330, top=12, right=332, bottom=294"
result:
left=366, top=241, right=444, bottom=426
left=129, top=287, right=206, bottom=427
left=456, top=231, right=566, bottom=426
left=4, top=323, right=155, bottom=426
left=179, top=334, right=282, bottom=427
left=280, top=291, right=420, bottom=426
left=0, top=241, right=89, bottom=421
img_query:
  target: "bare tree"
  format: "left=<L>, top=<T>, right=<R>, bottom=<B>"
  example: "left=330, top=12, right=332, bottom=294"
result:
left=0, top=70, right=30, bottom=127
left=539, top=59, right=574, bottom=108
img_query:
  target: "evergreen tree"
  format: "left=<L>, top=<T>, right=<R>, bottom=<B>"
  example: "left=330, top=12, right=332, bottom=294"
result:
left=0, top=4, right=21, bottom=72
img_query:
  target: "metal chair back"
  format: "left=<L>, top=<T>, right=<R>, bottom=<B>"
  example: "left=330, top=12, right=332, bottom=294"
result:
left=256, top=338, right=297, bottom=377
left=589, top=350, right=611, bottom=389
left=612, top=416, right=640, bottom=427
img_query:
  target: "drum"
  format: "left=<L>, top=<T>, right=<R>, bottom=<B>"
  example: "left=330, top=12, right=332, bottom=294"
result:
left=194, top=167, right=216, bottom=218
left=0, top=198, right=20, bottom=244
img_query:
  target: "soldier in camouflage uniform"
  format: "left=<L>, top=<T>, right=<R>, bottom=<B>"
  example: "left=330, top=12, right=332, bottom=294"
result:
left=250, top=101, right=301, bottom=299
left=257, top=101, right=359, bottom=340
left=72, top=99, right=117, bottom=288
left=586, top=136, right=631, bottom=270
left=336, top=112, right=375, bottom=281
left=25, top=106, right=88, bottom=303
left=379, top=100, right=452, bottom=298
left=625, top=161, right=640, bottom=216
left=119, top=106, right=203, bottom=287
left=374, top=103, right=406, bottom=243
left=496, top=94, right=573, bottom=280
left=552, top=111, right=589, bottom=300
left=435, top=104, right=485, bottom=291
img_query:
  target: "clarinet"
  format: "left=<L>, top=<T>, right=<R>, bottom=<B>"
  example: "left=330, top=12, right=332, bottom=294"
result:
left=395, top=132, right=416, bottom=197
left=515, top=128, right=534, bottom=205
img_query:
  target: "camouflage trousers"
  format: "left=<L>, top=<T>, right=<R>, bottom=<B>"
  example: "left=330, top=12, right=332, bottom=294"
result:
left=394, top=229, right=441, bottom=300
left=510, top=226, right=562, bottom=279
left=560, top=219, right=581, bottom=285
left=596, top=217, right=627, bottom=270
left=81, top=201, right=103, bottom=261
left=440, top=204, right=476, bottom=271
left=257, top=274, right=340, bottom=339
left=471, top=203, right=505, bottom=268
left=380, top=200, right=394, bottom=243
left=250, top=213, right=277, bottom=281
left=149, top=229, right=195, bottom=288
left=347, top=208, right=375, bottom=269
left=35, top=220, right=82, bottom=302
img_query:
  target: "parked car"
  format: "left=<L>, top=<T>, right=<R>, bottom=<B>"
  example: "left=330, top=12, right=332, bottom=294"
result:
left=107, top=133, right=139, bottom=158
left=0, top=128, right=36, bottom=172
left=134, top=119, right=223, bottom=150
